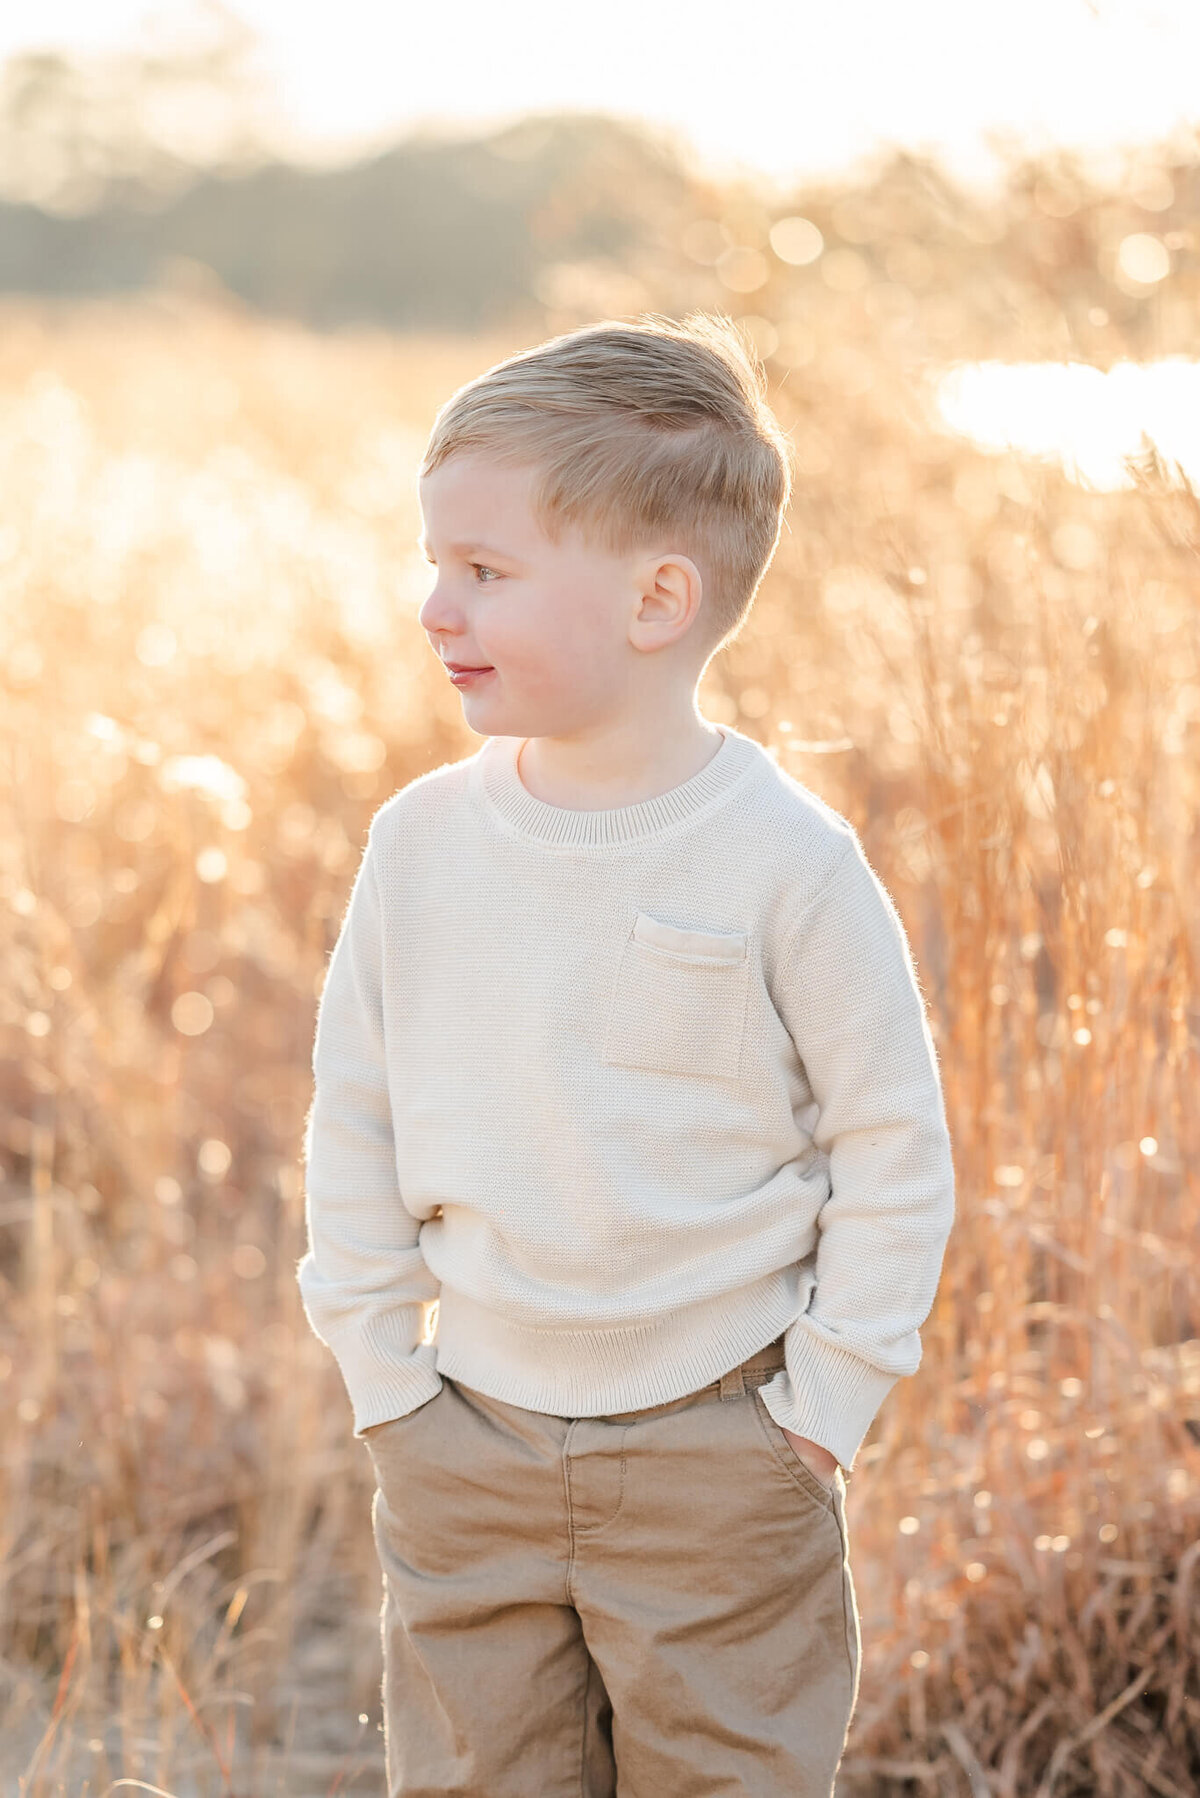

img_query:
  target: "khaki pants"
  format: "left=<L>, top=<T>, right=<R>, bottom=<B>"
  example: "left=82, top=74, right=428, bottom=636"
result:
left=365, top=1333, right=862, bottom=1796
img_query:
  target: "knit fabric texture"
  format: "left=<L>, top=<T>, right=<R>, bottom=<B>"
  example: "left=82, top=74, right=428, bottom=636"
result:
left=297, top=722, right=956, bottom=1473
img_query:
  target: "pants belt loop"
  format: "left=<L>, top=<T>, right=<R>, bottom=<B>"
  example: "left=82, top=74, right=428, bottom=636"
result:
left=719, top=1363, right=746, bottom=1400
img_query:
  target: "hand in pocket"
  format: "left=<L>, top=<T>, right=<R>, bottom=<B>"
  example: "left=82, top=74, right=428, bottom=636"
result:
left=779, top=1426, right=839, bottom=1488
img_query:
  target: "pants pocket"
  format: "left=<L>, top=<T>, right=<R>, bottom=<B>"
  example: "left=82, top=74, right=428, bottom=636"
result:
left=363, top=1383, right=446, bottom=1467
left=750, top=1388, right=838, bottom=1512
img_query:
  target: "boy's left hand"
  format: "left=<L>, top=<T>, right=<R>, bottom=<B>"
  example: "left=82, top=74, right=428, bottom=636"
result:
left=780, top=1427, right=840, bottom=1487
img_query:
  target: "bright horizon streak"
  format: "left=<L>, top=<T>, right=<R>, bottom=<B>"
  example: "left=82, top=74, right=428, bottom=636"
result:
left=935, top=358, right=1200, bottom=489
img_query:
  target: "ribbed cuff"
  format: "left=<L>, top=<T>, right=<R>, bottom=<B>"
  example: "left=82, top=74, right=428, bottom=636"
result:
left=348, top=1339, right=443, bottom=1437
left=312, top=1299, right=444, bottom=1436
left=757, top=1319, right=899, bottom=1473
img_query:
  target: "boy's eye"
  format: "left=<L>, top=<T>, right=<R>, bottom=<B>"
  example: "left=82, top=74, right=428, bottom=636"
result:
left=473, top=565, right=499, bottom=584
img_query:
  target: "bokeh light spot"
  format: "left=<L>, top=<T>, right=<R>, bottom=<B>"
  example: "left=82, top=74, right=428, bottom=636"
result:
left=1116, top=233, right=1170, bottom=286
left=769, top=215, right=823, bottom=266
left=172, top=991, right=214, bottom=1036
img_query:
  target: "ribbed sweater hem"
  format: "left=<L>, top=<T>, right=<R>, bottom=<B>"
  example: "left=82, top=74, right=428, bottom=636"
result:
left=430, top=1271, right=806, bottom=1416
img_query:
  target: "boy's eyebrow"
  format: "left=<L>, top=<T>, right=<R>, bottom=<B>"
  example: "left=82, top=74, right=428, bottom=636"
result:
left=418, top=537, right=515, bottom=561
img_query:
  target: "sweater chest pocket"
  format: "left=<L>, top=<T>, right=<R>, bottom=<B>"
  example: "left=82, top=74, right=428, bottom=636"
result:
left=602, top=912, right=751, bottom=1081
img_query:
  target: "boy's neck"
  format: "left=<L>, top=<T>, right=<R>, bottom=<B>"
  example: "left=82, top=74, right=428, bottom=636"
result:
left=515, top=720, right=726, bottom=814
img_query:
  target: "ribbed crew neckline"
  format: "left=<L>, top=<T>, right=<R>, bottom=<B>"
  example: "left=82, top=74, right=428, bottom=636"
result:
left=474, top=723, right=769, bottom=848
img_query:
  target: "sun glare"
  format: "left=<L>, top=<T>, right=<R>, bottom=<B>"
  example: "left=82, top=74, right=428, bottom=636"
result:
left=935, top=357, right=1200, bottom=490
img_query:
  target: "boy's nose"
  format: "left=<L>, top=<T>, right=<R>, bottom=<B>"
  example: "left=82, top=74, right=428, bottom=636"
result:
left=417, top=586, right=455, bottom=636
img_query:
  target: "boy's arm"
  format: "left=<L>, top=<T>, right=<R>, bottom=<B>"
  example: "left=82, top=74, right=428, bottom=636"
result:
left=296, top=822, right=442, bottom=1437
left=760, top=834, right=956, bottom=1475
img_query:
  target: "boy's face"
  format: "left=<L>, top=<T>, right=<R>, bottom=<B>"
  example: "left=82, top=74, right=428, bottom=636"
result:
left=417, top=453, right=696, bottom=740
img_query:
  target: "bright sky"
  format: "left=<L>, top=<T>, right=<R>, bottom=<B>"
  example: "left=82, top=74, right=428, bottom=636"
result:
left=2, top=0, right=1197, bottom=192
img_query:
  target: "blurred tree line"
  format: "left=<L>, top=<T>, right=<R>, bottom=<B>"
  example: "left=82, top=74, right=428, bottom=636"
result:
left=0, top=0, right=1196, bottom=350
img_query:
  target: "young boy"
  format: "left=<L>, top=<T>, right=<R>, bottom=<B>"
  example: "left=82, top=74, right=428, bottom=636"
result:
left=298, top=312, right=956, bottom=1797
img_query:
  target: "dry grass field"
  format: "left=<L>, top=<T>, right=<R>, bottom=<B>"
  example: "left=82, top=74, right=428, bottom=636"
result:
left=1, top=251, right=1198, bottom=1795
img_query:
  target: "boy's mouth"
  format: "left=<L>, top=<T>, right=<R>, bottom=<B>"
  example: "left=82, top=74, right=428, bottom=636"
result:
left=446, top=664, right=494, bottom=685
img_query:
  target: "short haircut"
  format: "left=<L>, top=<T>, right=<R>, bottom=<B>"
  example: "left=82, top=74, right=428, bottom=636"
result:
left=419, top=311, right=793, bottom=659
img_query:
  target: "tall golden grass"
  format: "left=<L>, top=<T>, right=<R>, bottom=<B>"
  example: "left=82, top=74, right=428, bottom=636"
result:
left=0, top=275, right=1197, bottom=1797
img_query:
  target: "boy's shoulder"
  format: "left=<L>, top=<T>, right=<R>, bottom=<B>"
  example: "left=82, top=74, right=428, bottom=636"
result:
left=741, top=740, right=862, bottom=874
left=752, top=748, right=856, bottom=838
left=367, top=745, right=482, bottom=846
left=360, top=728, right=863, bottom=892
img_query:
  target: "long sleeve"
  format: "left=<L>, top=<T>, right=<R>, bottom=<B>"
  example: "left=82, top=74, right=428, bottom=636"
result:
left=296, top=823, right=442, bottom=1435
left=758, top=834, right=956, bottom=1473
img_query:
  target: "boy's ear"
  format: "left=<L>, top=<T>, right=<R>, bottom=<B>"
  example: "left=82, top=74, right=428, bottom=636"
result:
left=630, top=551, right=704, bottom=648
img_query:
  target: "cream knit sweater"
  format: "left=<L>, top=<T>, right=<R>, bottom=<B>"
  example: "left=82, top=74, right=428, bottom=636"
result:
left=297, top=723, right=955, bottom=1473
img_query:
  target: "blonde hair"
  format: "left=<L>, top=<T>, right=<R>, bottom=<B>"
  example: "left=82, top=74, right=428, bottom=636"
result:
left=419, top=311, right=793, bottom=658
